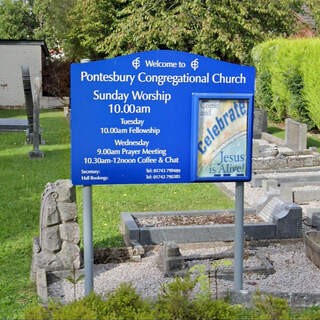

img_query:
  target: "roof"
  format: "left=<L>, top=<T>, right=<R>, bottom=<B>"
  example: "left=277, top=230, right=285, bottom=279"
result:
left=0, top=39, right=50, bottom=57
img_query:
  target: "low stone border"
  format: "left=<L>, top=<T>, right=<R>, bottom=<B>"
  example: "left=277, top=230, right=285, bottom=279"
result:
left=156, top=241, right=275, bottom=277
left=121, top=209, right=276, bottom=245
left=120, top=205, right=302, bottom=246
left=229, top=290, right=320, bottom=308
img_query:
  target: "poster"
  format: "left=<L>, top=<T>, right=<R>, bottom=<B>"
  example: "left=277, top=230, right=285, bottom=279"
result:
left=191, top=94, right=253, bottom=182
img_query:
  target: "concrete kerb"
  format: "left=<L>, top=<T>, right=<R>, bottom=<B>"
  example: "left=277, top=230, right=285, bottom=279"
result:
left=229, top=290, right=320, bottom=308
left=157, top=241, right=275, bottom=278
left=121, top=209, right=289, bottom=246
left=36, top=269, right=48, bottom=304
left=251, top=173, right=320, bottom=188
left=253, top=165, right=320, bottom=175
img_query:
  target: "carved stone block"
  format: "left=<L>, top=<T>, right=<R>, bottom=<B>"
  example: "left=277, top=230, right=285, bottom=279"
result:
left=58, top=202, right=77, bottom=222
left=55, top=180, right=76, bottom=202
left=41, top=226, right=61, bottom=252
left=57, top=241, right=81, bottom=269
left=35, top=251, right=63, bottom=271
left=59, top=223, right=80, bottom=244
left=45, top=194, right=60, bottom=226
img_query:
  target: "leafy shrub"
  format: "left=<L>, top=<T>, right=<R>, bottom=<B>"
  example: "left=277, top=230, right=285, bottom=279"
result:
left=251, top=292, right=290, bottom=320
left=24, top=278, right=320, bottom=320
left=49, top=301, right=97, bottom=320
left=155, top=274, right=198, bottom=320
left=294, top=305, right=320, bottom=320
left=100, top=282, right=152, bottom=320
left=24, top=304, right=50, bottom=320
left=194, top=299, right=243, bottom=320
left=252, top=38, right=320, bottom=129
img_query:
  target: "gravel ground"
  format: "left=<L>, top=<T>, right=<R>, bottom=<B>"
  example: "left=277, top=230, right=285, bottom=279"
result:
left=135, top=212, right=263, bottom=227
left=47, top=175, right=320, bottom=303
left=48, top=241, right=320, bottom=304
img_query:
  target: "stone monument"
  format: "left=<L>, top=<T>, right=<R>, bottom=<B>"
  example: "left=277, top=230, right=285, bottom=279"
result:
left=285, top=118, right=307, bottom=151
left=253, top=108, right=268, bottom=139
left=31, top=180, right=81, bottom=282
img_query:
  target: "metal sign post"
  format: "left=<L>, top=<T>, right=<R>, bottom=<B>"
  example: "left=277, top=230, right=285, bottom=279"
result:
left=234, top=181, right=244, bottom=291
left=80, top=59, right=94, bottom=296
left=83, top=185, right=93, bottom=295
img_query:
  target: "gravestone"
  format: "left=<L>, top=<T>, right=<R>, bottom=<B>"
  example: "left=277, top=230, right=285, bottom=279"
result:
left=258, top=196, right=302, bottom=238
left=21, top=65, right=34, bottom=143
left=285, top=118, right=307, bottom=151
left=31, top=180, right=81, bottom=282
left=253, top=108, right=268, bottom=139
left=157, top=241, right=186, bottom=276
left=29, top=77, right=44, bottom=158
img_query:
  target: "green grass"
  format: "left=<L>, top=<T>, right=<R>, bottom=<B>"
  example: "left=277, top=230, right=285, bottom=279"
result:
left=0, top=109, right=234, bottom=319
left=267, top=126, right=285, bottom=140
left=267, top=125, right=320, bottom=151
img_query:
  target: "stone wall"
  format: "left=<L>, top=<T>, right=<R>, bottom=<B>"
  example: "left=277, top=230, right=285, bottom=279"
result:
left=31, top=180, right=81, bottom=282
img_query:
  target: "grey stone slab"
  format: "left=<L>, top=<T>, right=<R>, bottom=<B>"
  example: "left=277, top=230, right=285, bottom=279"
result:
left=41, top=226, right=61, bottom=252
left=254, top=165, right=320, bottom=175
left=36, top=269, right=48, bottom=303
left=251, top=173, right=320, bottom=188
left=253, top=108, right=268, bottom=139
left=285, top=118, right=307, bottom=151
left=306, top=207, right=320, bottom=219
left=54, top=180, right=76, bottom=202
left=258, top=197, right=302, bottom=239
left=280, top=185, right=293, bottom=202
left=258, top=197, right=283, bottom=222
left=311, top=213, right=320, bottom=230
left=59, top=223, right=80, bottom=244
left=0, top=118, right=29, bottom=131
left=57, top=242, right=81, bottom=269
left=35, top=251, right=63, bottom=271
left=252, top=154, right=320, bottom=170
left=262, top=179, right=278, bottom=192
left=293, top=186, right=320, bottom=203
left=275, top=203, right=302, bottom=239
left=157, top=241, right=186, bottom=276
left=139, top=225, right=236, bottom=245
left=229, top=290, right=320, bottom=308
left=121, top=205, right=300, bottom=246
left=58, top=202, right=77, bottom=222
left=120, top=212, right=140, bottom=245
left=244, top=224, right=276, bottom=240
left=252, top=140, right=260, bottom=156
left=290, top=293, right=320, bottom=308
left=138, top=223, right=276, bottom=245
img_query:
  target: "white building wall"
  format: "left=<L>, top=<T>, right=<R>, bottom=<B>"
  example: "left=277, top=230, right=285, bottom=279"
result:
left=0, top=44, right=42, bottom=107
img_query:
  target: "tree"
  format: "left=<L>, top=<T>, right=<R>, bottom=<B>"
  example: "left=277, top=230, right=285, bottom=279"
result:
left=101, top=0, right=303, bottom=64
left=63, top=0, right=120, bottom=61
left=32, top=0, right=76, bottom=51
left=0, top=0, right=37, bottom=40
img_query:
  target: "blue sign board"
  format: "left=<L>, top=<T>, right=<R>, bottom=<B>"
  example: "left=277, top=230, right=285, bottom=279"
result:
left=71, top=50, right=255, bottom=185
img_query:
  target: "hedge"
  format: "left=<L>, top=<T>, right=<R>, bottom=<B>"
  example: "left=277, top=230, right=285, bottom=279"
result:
left=252, top=38, right=320, bottom=130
